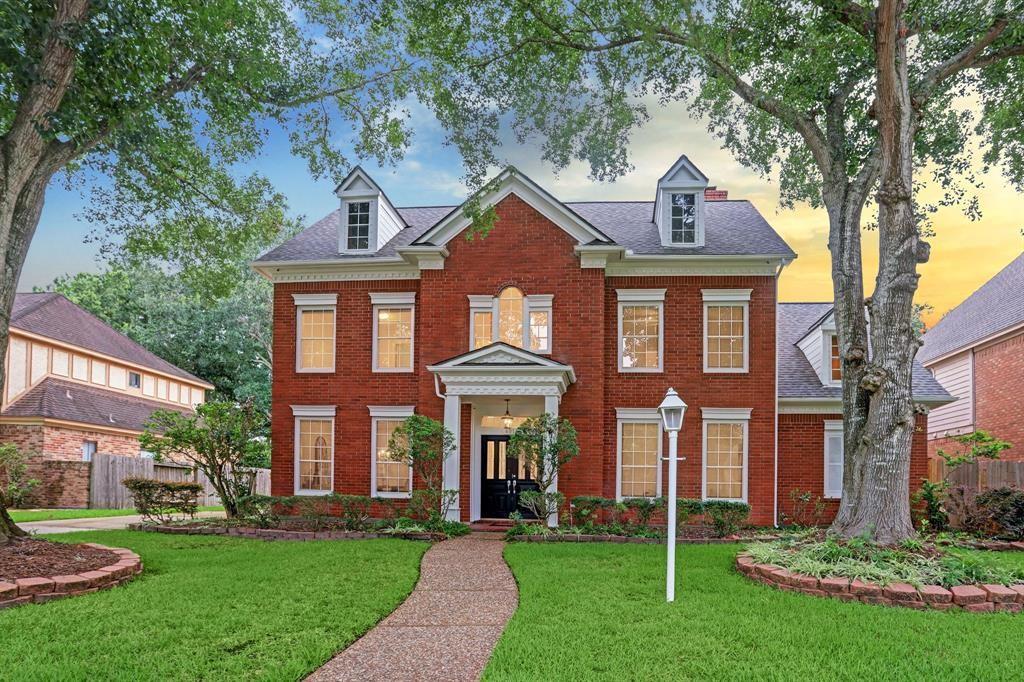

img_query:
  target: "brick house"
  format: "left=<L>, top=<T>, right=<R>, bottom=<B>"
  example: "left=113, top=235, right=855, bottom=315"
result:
left=253, top=156, right=951, bottom=526
left=920, top=252, right=1024, bottom=460
left=0, top=293, right=212, bottom=507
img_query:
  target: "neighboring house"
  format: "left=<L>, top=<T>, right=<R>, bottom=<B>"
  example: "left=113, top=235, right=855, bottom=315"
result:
left=919, top=252, right=1024, bottom=460
left=253, top=156, right=951, bottom=526
left=0, top=293, right=212, bottom=507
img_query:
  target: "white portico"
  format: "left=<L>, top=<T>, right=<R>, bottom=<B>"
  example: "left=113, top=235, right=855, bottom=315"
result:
left=426, top=343, right=576, bottom=525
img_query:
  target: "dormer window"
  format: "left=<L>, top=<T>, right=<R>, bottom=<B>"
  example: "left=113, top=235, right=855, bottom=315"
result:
left=829, top=334, right=842, bottom=382
left=346, top=201, right=371, bottom=250
left=670, top=193, right=697, bottom=244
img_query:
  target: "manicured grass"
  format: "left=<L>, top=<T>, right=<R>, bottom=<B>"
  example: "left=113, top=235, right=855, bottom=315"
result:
left=1, top=530, right=426, bottom=681
left=487, top=543, right=1024, bottom=680
left=10, top=506, right=223, bottom=522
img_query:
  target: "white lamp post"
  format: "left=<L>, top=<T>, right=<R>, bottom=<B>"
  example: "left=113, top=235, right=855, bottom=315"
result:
left=658, top=387, right=687, bottom=603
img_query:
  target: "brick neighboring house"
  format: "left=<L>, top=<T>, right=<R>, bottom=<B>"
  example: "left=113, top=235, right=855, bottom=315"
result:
left=1, top=293, right=213, bottom=507
left=920, top=252, right=1024, bottom=460
left=253, top=156, right=952, bottom=526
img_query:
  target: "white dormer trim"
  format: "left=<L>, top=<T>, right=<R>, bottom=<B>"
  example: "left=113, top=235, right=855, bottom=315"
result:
left=335, top=166, right=406, bottom=255
left=410, top=167, right=613, bottom=249
left=654, top=155, right=708, bottom=249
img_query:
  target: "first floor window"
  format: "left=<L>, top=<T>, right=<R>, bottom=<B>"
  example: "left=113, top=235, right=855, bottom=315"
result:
left=617, top=290, right=665, bottom=372
left=82, top=440, right=97, bottom=462
left=370, top=407, right=414, bottom=497
left=824, top=421, right=844, bottom=498
left=702, top=409, right=750, bottom=501
left=296, top=417, right=334, bottom=493
left=618, top=417, right=661, bottom=499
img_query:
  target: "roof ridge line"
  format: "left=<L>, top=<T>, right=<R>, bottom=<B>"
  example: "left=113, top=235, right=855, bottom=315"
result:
left=11, top=291, right=59, bottom=323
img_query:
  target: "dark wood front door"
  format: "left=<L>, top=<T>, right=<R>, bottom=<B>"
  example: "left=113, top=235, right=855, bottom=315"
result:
left=481, top=435, right=539, bottom=518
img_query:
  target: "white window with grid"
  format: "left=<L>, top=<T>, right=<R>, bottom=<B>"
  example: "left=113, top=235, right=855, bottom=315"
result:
left=370, top=292, right=415, bottom=372
left=702, top=407, right=750, bottom=502
left=616, top=409, right=663, bottom=500
left=467, top=290, right=552, bottom=352
left=292, top=406, right=335, bottom=495
left=369, top=406, right=414, bottom=497
left=345, top=200, right=371, bottom=250
left=703, top=289, right=751, bottom=373
left=293, top=293, right=337, bottom=372
left=824, top=420, right=844, bottom=499
left=617, top=289, right=665, bottom=372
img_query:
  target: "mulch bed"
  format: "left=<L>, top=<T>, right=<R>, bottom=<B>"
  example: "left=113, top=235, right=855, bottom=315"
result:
left=0, top=538, right=120, bottom=582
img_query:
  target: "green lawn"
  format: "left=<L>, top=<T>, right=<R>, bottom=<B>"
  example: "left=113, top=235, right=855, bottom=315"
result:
left=9, top=506, right=223, bottom=523
left=1, top=530, right=426, bottom=681
left=487, top=543, right=1024, bottom=680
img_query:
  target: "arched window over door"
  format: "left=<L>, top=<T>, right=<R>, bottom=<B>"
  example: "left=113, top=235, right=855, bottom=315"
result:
left=497, top=287, right=524, bottom=347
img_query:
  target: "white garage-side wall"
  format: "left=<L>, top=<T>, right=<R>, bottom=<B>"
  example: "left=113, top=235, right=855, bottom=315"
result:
left=927, top=350, right=974, bottom=437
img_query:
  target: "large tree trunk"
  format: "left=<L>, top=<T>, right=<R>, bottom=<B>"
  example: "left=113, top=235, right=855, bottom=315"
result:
left=830, top=0, right=924, bottom=544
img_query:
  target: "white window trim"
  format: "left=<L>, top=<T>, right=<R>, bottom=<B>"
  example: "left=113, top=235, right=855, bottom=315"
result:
left=824, top=420, right=844, bottom=499
left=292, top=405, right=336, bottom=496
left=370, top=292, right=416, bottom=373
left=339, top=197, right=377, bottom=254
left=616, top=289, right=666, bottom=373
left=615, top=408, right=663, bottom=501
left=467, top=292, right=554, bottom=353
left=702, top=289, right=751, bottom=374
left=369, top=405, right=415, bottom=498
left=701, top=407, right=751, bottom=503
left=659, top=188, right=706, bottom=248
left=293, top=294, right=338, bottom=374
left=825, top=332, right=842, bottom=387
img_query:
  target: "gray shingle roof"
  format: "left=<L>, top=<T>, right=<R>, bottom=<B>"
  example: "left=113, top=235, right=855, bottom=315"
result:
left=2, top=377, right=189, bottom=433
left=11, top=293, right=209, bottom=385
left=918, top=251, right=1024, bottom=364
left=256, top=200, right=795, bottom=263
left=778, top=302, right=951, bottom=401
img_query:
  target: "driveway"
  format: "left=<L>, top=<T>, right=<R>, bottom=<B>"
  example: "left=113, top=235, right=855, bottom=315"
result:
left=20, top=510, right=226, bottom=535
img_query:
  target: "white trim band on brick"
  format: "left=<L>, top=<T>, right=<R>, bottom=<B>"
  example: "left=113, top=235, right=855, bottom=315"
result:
left=291, top=293, right=338, bottom=306
left=369, top=292, right=417, bottom=305
left=701, top=288, right=752, bottom=302
left=701, top=407, right=752, bottom=420
left=291, top=405, right=337, bottom=418
left=616, top=288, right=667, bottom=302
left=615, top=407, right=662, bottom=420
left=367, top=405, right=416, bottom=418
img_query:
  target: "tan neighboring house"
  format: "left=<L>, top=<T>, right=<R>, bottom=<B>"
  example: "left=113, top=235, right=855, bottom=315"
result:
left=0, top=293, right=213, bottom=507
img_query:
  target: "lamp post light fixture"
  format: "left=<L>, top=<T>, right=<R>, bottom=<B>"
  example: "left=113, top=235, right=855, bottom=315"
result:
left=658, top=387, right=687, bottom=603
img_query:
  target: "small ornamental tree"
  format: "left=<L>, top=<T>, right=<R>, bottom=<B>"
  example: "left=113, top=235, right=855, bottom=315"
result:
left=387, top=415, right=456, bottom=521
left=140, top=400, right=266, bottom=518
left=0, top=444, right=35, bottom=544
left=508, top=413, right=580, bottom=523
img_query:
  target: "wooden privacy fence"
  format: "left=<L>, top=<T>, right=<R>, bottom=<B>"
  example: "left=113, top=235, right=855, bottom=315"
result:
left=928, top=458, right=1024, bottom=491
left=88, top=453, right=270, bottom=509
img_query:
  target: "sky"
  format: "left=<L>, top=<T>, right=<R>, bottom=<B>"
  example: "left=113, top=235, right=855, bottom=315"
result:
left=22, top=99, right=1024, bottom=327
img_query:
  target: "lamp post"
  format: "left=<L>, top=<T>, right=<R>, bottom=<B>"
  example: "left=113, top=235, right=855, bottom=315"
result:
left=658, top=387, right=687, bottom=603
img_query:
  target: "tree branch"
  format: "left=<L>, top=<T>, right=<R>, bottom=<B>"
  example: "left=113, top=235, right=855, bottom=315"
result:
left=808, top=0, right=875, bottom=37
left=918, top=15, right=1011, bottom=93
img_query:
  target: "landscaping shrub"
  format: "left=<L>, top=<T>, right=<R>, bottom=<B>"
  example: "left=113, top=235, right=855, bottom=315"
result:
left=677, top=498, right=703, bottom=524
left=294, top=496, right=332, bottom=531
left=945, top=485, right=989, bottom=533
left=570, top=496, right=608, bottom=528
left=976, top=487, right=1024, bottom=540
left=702, top=500, right=750, bottom=537
left=783, top=488, right=827, bottom=528
left=123, top=477, right=202, bottom=523
left=333, top=494, right=373, bottom=531
left=912, top=480, right=949, bottom=532
left=623, top=497, right=665, bottom=528
left=237, top=494, right=279, bottom=528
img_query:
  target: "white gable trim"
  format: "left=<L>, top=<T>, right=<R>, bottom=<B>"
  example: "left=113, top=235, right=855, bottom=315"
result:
left=427, top=342, right=570, bottom=370
left=411, top=168, right=611, bottom=248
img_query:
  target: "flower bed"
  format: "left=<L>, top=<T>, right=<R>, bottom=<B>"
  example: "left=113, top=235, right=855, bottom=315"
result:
left=0, top=541, right=142, bottom=610
left=737, top=552, right=1024, bottom=612
left=128, top=522, right=448, bottom=542
left=508, top=524, right=781, bottom=544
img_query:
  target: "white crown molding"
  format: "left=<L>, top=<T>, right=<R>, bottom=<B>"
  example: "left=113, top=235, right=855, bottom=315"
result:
left=367, top=405, right=416, bottom=418
left=702, top=288, right=753, bottom=302
left=291, top=405, right=336, bottom=417
left=615, top=407, right=661, bottom=421
left=701, top=407, right=752, bottom=420
left=292, top=293, right=338, bottom=306
left=369, top=292, right=416, bottom=305
left=616, top=288, right=667, bottom=302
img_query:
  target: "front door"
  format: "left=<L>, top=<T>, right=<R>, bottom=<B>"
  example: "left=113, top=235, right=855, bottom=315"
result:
left=480, top=435, right=538, bottom=518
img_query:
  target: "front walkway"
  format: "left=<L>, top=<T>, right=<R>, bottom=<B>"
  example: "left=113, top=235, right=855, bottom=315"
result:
left=308, top=533, right=517, bottom=681
left=19, top=511, right=225, bottom=535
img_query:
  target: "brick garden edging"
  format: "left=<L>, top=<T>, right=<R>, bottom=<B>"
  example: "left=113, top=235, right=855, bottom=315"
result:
left=0, top=544, right=142, bottom=610
left=510, top=533, right=782, bottom=544
left=128, top=523, right=445, bottom=542
left=736, top=552, right=1024, bottom=613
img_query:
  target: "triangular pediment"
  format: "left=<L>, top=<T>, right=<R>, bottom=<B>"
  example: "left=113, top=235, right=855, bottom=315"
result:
left=428, top=342, right=571, bottom=369
left=411, top=167, right=613, bottom=248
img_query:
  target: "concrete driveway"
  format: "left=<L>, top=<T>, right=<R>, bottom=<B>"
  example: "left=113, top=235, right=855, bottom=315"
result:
left=20, top=510, right=226, bottom=535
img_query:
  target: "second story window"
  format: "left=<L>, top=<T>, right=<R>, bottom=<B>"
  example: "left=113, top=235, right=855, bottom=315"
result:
left=617, top=289, right=666, bottom=372
left=293, top=293, right=338, bottom=372
left=128, top=371, right=141, bottom=389
left=670, top=193, right=697, bottom=244
left=830, top=334, right=842, bottom=382
left=702, top=289, right=751, bottom=373
left=370, top=292, right=415, bottom=372
left=469, top=289, right=552, bottom=352
left=346, top=201, right=371, bottom=250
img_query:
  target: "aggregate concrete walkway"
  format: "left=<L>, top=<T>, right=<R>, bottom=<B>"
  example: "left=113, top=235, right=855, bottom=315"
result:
left=308, top=533, right=517, bottom=682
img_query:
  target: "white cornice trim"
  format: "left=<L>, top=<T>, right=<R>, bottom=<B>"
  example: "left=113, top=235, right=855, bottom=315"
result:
left=702, top=288, right=753, bottom=302
left=615, top=407, right=661, bottom=421
left=291, top=405, right=337, bottom=418
left=252, top=259, right=420, bottom=283
left=369, top=292, right=416, bottom=305
left=616, top=288, right=667, bottom=302
left=606, top=255, right=789, bottom=277
left=367, top=405, right=415, bottom=418
left=292, top=293, right=338, bottom=306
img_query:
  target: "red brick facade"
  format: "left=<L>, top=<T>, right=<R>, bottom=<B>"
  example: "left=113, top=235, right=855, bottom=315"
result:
left=270, top=193, right=930, bottom=526
left=928, top=331, right=1024, bottom=461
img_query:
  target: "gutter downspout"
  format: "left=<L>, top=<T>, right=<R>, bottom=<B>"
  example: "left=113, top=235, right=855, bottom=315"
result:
left=773, top=260, right=791, bottom=528
left=434, top=373, right=446, bottom=400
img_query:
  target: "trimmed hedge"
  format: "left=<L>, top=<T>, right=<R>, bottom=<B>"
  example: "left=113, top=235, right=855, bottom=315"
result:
left=568, top=495, right=749, bottom=537
left=123, top=477, right=202, bottom=522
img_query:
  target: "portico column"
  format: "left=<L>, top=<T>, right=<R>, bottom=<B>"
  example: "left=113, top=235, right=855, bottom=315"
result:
left=544, top=394, right=559, bottom=528
left=443, top=393, right=461, bottom=521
